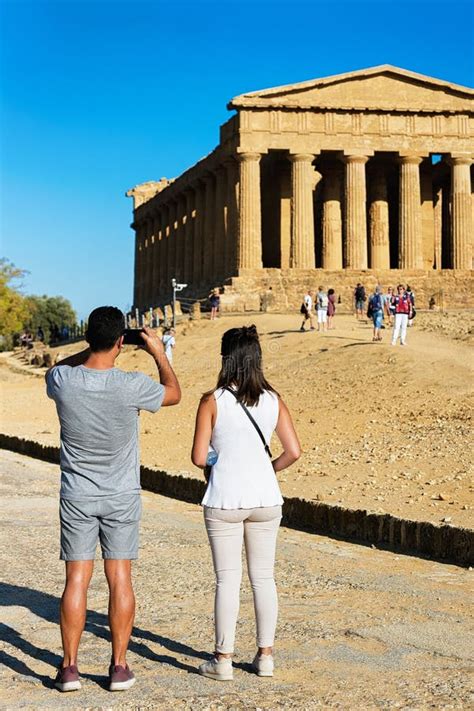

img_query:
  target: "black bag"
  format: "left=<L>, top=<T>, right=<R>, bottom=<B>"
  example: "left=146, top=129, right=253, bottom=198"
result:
left=300, top=302, right=307, bottom=315
left=409, top=307, right=416, bottom=320
left=224, top=387, right=273, bottom=458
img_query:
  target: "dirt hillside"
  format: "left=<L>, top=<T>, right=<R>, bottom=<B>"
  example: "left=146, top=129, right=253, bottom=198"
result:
left=1, top=311, right=472, bottom=529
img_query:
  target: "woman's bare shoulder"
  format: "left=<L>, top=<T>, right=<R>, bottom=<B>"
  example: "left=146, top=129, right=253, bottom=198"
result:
left=200, top=390, right=217, bottom=406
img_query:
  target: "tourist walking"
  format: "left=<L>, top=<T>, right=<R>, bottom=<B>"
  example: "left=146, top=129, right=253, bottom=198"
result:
left=385, top=286, right=395, bottom=326
left=191, top=325, right=300, bottom=680
left=367, top=286, right=385, bottom=341
left=316, top=286, right=329, bottom=332
left=391, top=285, right=413, bottom=346
left=162, top=327, right=176, bottom=364
left=46, top=307, right=181, bottom=692
left=300, top=290, right=315, bottom=331
left=406, top=285, right=416, bottom=327
left=209, top=288, right=220, bottom=320
left=327, top=288, right=336, bottom=329
left=354, top=283, right=366, bottom=320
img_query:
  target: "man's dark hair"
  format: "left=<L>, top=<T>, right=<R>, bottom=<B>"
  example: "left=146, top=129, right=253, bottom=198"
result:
left=85, top=306, right=124, bottom=352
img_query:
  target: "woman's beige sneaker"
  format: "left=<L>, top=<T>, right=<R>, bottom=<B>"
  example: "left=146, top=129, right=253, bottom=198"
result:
left=252, top=653, right=274, bottom=677
left=198, top=656, right=233, bottom=681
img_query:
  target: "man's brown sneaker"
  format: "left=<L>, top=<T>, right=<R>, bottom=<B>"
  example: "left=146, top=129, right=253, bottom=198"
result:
left=108, top=663, right=136, bottom=691
left=54, top=664, right=81, bottom=691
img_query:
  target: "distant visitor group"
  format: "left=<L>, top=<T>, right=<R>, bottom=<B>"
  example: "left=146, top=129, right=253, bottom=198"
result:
left=299, top=282, right=415, bottom=346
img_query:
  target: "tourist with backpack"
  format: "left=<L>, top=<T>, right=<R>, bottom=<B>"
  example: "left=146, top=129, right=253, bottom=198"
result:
left=391, top=284, right=413, bottom=346
left=299, top=290, right=315, bottom=332
left=367, top=286, right=385, bottom=342
left=354, top=283, right=366, bottom=320
left=316, top=286, right=329, bottom=332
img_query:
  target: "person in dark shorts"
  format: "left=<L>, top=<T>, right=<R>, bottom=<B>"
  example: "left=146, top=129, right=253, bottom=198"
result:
left=327, top=288, right=336, bottom=329
left=354, top=283, right=366, bottom=320
left=209, top=288, right=220, bottom=320
left=46, top=306, right=181, bottom=692
left=300, top=290, right=315, bottom=331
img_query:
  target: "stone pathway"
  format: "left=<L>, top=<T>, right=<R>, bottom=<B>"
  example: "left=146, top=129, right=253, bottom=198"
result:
left=0, top=450, right=473, bottom=709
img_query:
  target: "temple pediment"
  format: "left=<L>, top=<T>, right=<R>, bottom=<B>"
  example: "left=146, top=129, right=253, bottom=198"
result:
left=229, top=65, right=474, bottom=113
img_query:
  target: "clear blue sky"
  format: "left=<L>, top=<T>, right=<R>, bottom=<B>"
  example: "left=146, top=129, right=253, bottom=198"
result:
left=1, top=0, right=473, bottom=320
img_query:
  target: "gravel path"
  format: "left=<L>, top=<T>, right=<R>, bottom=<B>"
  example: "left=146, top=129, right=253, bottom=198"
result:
left=1, top=450, right=473, bottom=710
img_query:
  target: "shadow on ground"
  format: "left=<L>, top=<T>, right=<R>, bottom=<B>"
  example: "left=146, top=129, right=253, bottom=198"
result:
left=0, top=582, right=206, bottom=685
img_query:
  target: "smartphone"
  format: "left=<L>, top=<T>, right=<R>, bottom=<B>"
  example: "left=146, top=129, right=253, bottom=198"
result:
left=122, top=329, right=145, bottom=346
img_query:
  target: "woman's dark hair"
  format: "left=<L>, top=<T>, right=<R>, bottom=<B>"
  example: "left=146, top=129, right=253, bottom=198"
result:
left=86, top=306, right=124, bottom=352
left=328, top=288, right=335, bottom=296
left=213, top=325, right=277, bottom=406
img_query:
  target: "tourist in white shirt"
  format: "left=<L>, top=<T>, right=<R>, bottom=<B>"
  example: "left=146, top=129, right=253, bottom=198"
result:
left=162, top=327, right=176, bottom=364
left=191, top=325, right=300, bottom=680
left=300, top=290, right=315, bottom=331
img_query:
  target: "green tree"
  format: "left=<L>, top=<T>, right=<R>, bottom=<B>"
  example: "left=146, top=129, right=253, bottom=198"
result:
left=0, top=259, right=29, bottom=350
left=25, top=295, right=77, bottom=344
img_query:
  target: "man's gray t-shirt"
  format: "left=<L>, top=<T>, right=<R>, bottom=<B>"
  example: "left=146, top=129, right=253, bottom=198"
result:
left=46, top=365, right=165, bottom=500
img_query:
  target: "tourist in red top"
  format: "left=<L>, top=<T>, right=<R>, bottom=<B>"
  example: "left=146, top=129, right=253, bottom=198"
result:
left=390, top=284, right=413, bottom=346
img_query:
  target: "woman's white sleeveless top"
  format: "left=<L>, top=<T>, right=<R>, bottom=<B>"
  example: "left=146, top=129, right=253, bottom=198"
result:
left=201, top=387, right=284, bottom=509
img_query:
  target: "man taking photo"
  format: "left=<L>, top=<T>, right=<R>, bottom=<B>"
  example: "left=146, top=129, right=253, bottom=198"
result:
left=46, top=306, right=181, bottom=692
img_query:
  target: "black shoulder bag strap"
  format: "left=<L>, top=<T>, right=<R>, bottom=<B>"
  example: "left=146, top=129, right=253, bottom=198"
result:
left=224, top=387, right=273, bottom=459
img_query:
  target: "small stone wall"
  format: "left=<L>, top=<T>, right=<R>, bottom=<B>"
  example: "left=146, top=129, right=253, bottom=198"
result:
left=219, top=268, right=474, bottom=313
left=1, top=434, right=472, bottom=567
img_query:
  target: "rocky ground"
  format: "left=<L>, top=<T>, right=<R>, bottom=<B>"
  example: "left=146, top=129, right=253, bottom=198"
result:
left=1, top=310, right=472, bottom=530
left=1, top=450, right=473, bottom=710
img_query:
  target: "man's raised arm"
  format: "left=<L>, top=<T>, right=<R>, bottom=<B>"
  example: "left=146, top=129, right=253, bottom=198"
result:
left=140, top=327, right=181, bottom=406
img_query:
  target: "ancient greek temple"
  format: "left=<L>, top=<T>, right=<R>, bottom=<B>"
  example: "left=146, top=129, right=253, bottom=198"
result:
left=127, top=65, right=473, bottom=311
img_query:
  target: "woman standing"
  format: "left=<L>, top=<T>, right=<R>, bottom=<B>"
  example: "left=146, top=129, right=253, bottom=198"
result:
left=191, top=326, right=300, bottom=680
left=327, top=288, right=336, bottom=329
left=209, top=288, right=220, bottom=320
left=368, top=286, right=385, bottom=342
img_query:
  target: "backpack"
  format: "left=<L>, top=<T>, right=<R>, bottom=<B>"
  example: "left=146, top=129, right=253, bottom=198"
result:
left=319, top=293, right=329, bottom=309
left=371, top=293, right=383, bottom=311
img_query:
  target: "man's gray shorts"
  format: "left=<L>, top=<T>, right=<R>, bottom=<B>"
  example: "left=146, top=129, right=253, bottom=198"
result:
left=59, top=494, right=142, bottom=561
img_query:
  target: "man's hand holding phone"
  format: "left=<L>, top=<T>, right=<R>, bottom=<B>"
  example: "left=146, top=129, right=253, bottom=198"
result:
left=140, top=326, right=165, bottom=361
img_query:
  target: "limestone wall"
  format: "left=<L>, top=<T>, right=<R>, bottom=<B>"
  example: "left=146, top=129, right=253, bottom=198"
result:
left=219, top=268, right=474, bottom=313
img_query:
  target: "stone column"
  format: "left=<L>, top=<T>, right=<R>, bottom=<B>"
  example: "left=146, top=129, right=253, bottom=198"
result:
left=237, top=152, right=262, bottom=269
left=158, top=207, right=165, bottom=293
left=214, top=166, right=227, bottom=281
left=150, top=212, right=160, bottom=305
left=184, top=190, right=194, bottom=284
left=167, top=201, right=177, bottom=283
left=369, top=167, right=390, bottom=269
left=433, top=187, right=442, bottom=270
left=142, top=219, right=151, bottom=307
left=203, top=174, right=216, bottom=283
left=344, top=155, right=368, bottom=269
left=193, top=181, right=205, bottom=284
left=398, top=155, right=423, bottom=269
left=161, top=205, right=170, bottom=292
left=289, top=153, right=316, bottom=268
left=322, top=168, right=343, bottom=270
left=450, top=156, right=472, bottom=269
left=225, top=158, right=239, bottom=276
left=133, top=223, right=141, bottom=308
left=137, top=221, right=146, bottom=308
left=175, top=196, right=186, bottom=281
